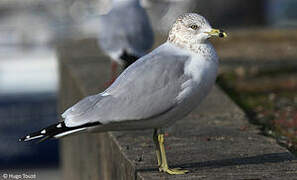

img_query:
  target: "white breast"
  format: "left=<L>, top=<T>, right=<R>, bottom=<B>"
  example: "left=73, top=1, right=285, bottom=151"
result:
left=177, top=43, right=218, bottom=110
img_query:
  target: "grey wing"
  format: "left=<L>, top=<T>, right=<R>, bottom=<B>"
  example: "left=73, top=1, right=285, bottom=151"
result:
left=63, top=47, right=190, bottom=127
left=61, top=94, right=102, bottom=120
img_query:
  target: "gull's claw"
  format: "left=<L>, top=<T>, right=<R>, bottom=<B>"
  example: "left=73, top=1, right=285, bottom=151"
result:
left=159, top=167, right=189, bottom=175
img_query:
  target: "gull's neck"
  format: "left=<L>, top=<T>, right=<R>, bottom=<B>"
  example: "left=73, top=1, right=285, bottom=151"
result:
left=167, top=36, right=218, bottom=62
left=168, top=36, right=212, bottom=53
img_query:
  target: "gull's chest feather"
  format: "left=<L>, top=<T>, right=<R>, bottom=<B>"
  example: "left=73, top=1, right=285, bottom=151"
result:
left=185, top=48, right=218, bottom=83
left=176, top=52, right=218, bottom=103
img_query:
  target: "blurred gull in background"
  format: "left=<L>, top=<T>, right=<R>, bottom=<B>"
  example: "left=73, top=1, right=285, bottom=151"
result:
left=97, top=0, right=154, bottom=84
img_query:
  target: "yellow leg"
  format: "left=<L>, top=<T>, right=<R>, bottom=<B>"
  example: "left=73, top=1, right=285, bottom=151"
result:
left=153, top=129, right=161, bottom=166
left=157, top=132, right=189, bottom=175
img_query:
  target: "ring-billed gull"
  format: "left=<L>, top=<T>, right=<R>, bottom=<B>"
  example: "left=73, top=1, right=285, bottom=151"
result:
left=20, top=13, right=227, bottom=174
left=98, top=0, right=154, bottom=84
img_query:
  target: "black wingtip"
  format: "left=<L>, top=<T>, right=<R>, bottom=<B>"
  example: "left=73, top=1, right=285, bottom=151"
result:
left=19, top=121, right=101, bottom=143
left=19, top=122, right=67, bottom=143
left=18, top=133, right=45, bottom=142
left=19, top=135, right=28, bottom=142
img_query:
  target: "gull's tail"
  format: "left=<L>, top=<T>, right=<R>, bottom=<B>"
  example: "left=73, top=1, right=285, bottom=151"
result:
left=19, top=121, right=101, bottom=142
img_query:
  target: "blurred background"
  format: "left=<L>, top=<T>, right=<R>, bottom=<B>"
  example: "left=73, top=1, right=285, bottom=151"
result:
left=0, top=0, right=296, bottom=179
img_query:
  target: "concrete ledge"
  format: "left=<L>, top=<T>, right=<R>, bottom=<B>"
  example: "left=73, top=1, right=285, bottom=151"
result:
left=58, top=38, right=297, bottom=180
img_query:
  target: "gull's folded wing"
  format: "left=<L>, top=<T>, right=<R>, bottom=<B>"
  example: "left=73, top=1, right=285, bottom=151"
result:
left=63, top=43, right=191, bottom=127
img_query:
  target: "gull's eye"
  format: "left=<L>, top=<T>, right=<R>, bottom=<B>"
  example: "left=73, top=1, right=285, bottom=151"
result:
left=190, top=24, right=199, bottom=30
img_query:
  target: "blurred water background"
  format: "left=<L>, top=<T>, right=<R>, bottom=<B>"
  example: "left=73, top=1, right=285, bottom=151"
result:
left=0, top=0, right=296, bottom=179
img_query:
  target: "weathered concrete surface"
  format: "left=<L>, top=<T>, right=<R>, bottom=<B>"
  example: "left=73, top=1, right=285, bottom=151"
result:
left=58, top=37, right=297, bottom=180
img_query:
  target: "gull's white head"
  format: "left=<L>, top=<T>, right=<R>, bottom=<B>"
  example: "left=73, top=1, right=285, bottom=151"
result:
left=168, top=13, right=227, bottom=50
